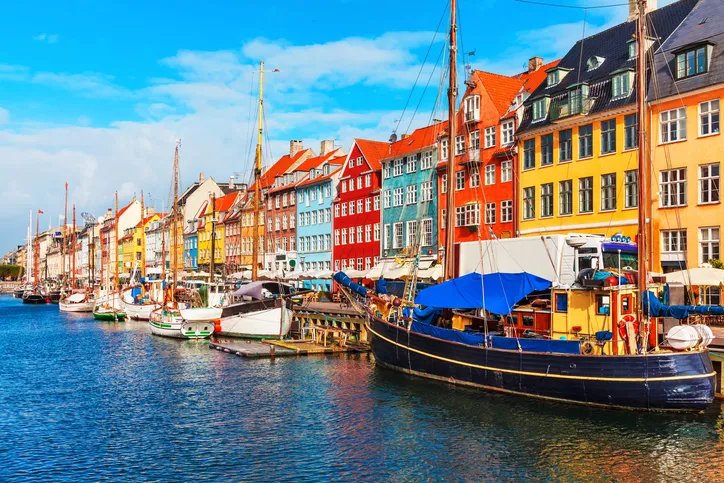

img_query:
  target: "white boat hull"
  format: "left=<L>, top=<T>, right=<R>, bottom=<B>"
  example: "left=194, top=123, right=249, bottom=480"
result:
left=149, top=311, right=215, bottom=339
left=218, top=306, right=292, bottom=339
left=59, top=301, right=94, bottom=312
left=122, top=301, right=159, bottom=321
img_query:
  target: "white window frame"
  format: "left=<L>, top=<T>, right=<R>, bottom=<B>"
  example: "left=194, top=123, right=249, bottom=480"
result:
left=660, top=107, right=687, bottom=144
left=699, top=99, right=720, bottom=137
left=421, top=218, right=433, bottom=247
left=393, top=223, right=403, bottom=249
left=484, top=165, right=495, bottom=186
left=662, top=230, right=687, bottom=254
left=483, top=127, right=494, bottom=149
left=421, top=181, right=433, bottom=202
left=421, top=150, right=433, bottom=170
left=485, top=202, right=496, bottom=225
left=406, top=220, right=418, bottom=247
left=699, top=163, right=720, bottom=204
left=501, top=160, right=512, bottom=183
left=699, top=227, right=720, bottom=265
left=660, top=168, right=687, bottom=208
left=406, top=155, right=417, bottom=174
left=455, top=171, right=465, bottom=191
left=393, top=187, right=404, bottom=207
left=501, top=200, right=512, bottom=223
left=455, top=135, right=465, bottom=155
left=406, top=185, right=418, bottom=205
left=464, top=95, right=480, bottom=122
left=393, top=158, right=403, bottom=176
left=501, top=120, right=515, bottom=146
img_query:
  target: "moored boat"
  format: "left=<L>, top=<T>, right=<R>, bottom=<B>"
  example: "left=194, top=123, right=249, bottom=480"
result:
left=22, top=291, right=48, bottom=304
left=120, top=282, right=162, bottom=321
left=59, top=292, right=95, bottom=312
left=93, top=303, right=126, bottom=321
left=217, top=281, right=295, bottom=339
left=149, top=305, right=220, bottom=339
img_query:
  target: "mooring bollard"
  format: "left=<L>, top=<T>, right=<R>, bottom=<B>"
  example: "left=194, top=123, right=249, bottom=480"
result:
left=269, top=344, right=276, bottom=360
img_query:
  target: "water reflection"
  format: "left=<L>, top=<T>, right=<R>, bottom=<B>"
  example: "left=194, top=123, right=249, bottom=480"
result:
left=0, top=295, right=722, bottom=482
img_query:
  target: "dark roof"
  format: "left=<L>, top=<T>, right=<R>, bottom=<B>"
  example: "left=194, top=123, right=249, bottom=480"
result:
left=518, top=0, right=699, bottom=133
left=649, top=0, right=723, bottom=100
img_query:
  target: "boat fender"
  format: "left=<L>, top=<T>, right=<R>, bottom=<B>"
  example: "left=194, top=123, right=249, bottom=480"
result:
left=618, top=315, right=638, bottom=340
left=213, top=319, right=222, bottom=333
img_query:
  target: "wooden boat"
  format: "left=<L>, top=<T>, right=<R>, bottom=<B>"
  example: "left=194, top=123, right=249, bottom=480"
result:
left=59, top=292, right=95, bottom=312
left=120, top=282, right=162, bottom=321
left=22, top=291, right=48, bottom=304
left=149, top=305, right=219, bottom=339
left=218, top=282, right=295, bottom=339
left=93, top=303, right=126, bottom=321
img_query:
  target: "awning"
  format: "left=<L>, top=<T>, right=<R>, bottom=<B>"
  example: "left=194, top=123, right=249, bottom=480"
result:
left=665, top=267, right=724, bottom=287
left=366, top=259, right=435, bottom=280
left=414, top=272, right=552, bottom=314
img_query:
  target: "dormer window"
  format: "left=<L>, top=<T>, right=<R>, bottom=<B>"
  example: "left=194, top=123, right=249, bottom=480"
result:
left=545, top=67, right=571, bottom=88
left=611, top=69, right=633, bottom=99
left=675, top=44, right=710, bottom=79
left=586, top=56, right=605, bottom=71
left=323, top=164, right=330, bottom=175
left=532, top=97, right=549, bottom=122
left=464, top=95, right=480, bottom=122
left=628, top=41, right=637, bottom=59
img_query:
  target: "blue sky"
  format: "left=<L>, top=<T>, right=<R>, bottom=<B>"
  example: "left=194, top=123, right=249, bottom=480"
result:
left=0, top=0, right=656, bottom=253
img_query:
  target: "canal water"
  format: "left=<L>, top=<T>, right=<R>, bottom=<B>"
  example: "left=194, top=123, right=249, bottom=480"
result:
left=1, top=295, right=723, bottom=482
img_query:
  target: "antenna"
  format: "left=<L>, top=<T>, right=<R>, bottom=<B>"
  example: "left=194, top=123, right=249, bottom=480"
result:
left=389, top=133, right=398, bottom=143
left=80, top=212, right=96, bottom=226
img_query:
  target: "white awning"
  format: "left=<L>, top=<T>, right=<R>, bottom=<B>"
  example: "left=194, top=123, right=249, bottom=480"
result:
left=666, top=267, right=724, bottom=287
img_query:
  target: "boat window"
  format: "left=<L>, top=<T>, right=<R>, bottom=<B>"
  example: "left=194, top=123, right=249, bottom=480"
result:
left=555, top=293, right=568, bottom=312
left=578, top=256, right=595, bottom=270
left=602, top=251, right=638, bottom=270
left=621, top=294, right=632, bottom=314
left=596, top=295, right=610, bottom=315
left=522, top=315, right=534, bottom=327
left=506, top=315, right=516, bottom=325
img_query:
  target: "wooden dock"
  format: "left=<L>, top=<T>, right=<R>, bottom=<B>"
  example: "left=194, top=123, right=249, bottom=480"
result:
left=292, top=301, right=368, bottom=342
left=209, top=337, right=369, bottom=358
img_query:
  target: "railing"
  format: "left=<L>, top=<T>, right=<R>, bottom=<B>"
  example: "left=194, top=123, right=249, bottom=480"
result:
left=550, top=96, right=595, bottom=121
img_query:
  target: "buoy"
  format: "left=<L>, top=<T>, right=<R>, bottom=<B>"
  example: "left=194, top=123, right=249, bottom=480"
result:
left=692, top=324, right=714, bottom=348
left=213, top=319, right=222, bottom=333
left=666, top=325, right=699, bottom=350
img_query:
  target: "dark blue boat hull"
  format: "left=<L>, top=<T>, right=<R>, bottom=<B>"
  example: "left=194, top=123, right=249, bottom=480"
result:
left=367, top=316, right=715, bottom=412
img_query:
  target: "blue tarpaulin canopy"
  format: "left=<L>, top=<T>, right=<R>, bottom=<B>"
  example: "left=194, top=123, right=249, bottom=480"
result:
left=414, top=272, right=551, bottom=314
left=644, top=290, right=724, bottom=319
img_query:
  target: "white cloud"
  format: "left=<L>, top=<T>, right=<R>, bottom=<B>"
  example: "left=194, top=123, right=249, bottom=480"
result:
left=0, top=64, right=30, bottom=81
left=33, top=33, right=59, bottom=43
left=0, top=107, right=8, bottom=125
left=32, top=72, right=131, bottom=98
left=33, top=33, right=47, bottom=41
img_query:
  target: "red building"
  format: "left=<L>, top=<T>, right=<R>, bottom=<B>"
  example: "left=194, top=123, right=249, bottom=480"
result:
left=438, top=57, right=558, bottom=246
left=333, top=139, right=388, bottom=272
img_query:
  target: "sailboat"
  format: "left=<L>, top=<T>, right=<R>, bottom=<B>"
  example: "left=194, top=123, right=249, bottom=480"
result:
left=336, top=0, right=715, bottom=412
left=23, top=210, right=48, bottom=304
left=149, top=141, right=221, bottom=339
left=60, top=202, right=96, bottom=312
left=93, top=194, right=126, bottom=321
left=215, top=61, right=297, bottom=339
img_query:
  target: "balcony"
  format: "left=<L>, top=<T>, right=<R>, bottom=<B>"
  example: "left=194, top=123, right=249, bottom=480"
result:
left=462, top=148, right=481, bottom=165
left=550, top=96, right=595, bottom=122
left=464, top=110, right=479, bottom=123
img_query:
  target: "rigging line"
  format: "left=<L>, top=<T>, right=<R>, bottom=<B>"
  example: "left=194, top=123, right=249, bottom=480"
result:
left=513, top=0, right=629, bottom=9
left=393, top=0, right=449, bottom=136
left=577, top=9, right=588, bottom=85
left=405, top=42, right=447, bottom=137
left=245, top=70, right=258, bottom=176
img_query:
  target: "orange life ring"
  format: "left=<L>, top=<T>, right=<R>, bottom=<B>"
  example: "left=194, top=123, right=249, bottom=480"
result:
left=618, top=314, right=639, bottom=340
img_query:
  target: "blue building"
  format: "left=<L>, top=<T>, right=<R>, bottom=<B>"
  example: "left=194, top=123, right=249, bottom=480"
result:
left=184, top=232, right=198, bottom=271
left=296, top=151, right=346, bottom=291
left=379, top=122, right=445, bottom=270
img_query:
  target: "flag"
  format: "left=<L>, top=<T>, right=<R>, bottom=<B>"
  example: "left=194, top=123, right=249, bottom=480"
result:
left=38, top=210, right=44, bottom=214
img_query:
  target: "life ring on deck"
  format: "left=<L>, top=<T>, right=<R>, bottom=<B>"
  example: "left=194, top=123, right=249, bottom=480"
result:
left=580, top=341, right=594, bottom=355
left=618, top=314, right=639, bottom=340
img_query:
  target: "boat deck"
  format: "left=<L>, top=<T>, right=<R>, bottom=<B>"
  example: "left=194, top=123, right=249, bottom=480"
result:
left=209, top=337, right=369, bottom=358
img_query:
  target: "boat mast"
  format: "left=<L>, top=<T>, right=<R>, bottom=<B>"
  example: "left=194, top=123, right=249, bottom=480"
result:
left=443, top=0, right=458, bottom=281
left=209, top=192, right=216, bottom=284
left=251, top=60, right=264, bottom=282
left=172, top=140, right=180, bottom=302
left=27, top=211, right=32, bottom=283
left=34, top=211, right=40, bottom=288
left=141, top=191, right=146, bottom=280
left=62, top=182, right=68, bottom=289
left=635, top=0, right=649, bottom=339
left=71, top=205, right=76, bottom=289
left=115, top=192, right=119, bottom=292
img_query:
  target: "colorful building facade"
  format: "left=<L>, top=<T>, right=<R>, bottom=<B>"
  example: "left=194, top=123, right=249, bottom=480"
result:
left=198, top=191, right=238, bottom=276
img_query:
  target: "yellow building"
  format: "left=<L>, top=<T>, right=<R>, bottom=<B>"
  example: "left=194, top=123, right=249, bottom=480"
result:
left=120, top=213, right=161, bottom=275
left=239, top=195, right=265, bottom=270
left=197, top=192, right=238, bottom=272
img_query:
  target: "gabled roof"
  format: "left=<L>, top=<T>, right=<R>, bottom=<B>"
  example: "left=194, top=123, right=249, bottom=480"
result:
left=382, top=121, right=448, bottom=161
left=518, top=0, right=700, bottom=132
left=135, top=214, right=163, bottom=228
left=117, top=201, right=135, bottom=219
left=293, top=148, right=344, bottom=172
left=354, top=139, right=390, bottom=171
left=295, top=165, right=344, bottom=188
left=204, top=192, right=238, bottom=216
left=260, top=148, right=314, bottom=189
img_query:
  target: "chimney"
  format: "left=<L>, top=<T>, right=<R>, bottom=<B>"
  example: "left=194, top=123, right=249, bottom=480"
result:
left=199, top=172, right=205, bottom=183
left=528, top=57, right=544, bottom=73
left=401, top=134, right=410, bottom=140
left=320, top=139, right=335, bottom=156
left=146, top=207, right=155, bottom=216
left=628, top=0, right=656, bottom=22
left=290, top=140, right=304, bottom=157
left=229, top=176, right=235, bottom=190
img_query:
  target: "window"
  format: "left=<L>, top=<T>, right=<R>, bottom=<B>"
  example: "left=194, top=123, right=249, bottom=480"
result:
left=699, top=227, right=720, bottom=264
left=383, top=162, right=391, bottom=179
left=676, top=46, right=708, bottom=79
left=357, top=199, right=363, bottom=213
left=532, top=98, right=547, bottom=121
left=447, top=171, right=464, bottom=195
left=596, top=295, right=611, bottom=315
left=579, top=124, right=593, bottom=158
left=275, top=217, right=280, bottom=231
left=601, top=173, right=616, bottom=211
left=559, top=180, right=572, bottom=215
left=501, top=200, right=512, bottom=223
left=455, top=135, right=465, bottom=155
left=374, top=195, right=380, bottom=211
left=341, top=203, right=347, bottom=216
left=502, top=120, right=515, bottom=146
left=547, top=70, right=559, bottom=87
left=555, top=293, right=568, bottom=312
left=625, top=170, right=638, bottom=208
left=699, top=163, right=720, bottom=204
left=441, top=174, right=447, bottom=193
left=579, top=177, right=593, bottom=213
left=470, top=168, right=480, bottom=188
left=523, top=187, right=535, bottom=220
left=341, top=181, right=347, bottom=193
left=365, top=198, right=371, bottom=212
left=348, top=202, right=354, bottom=216
left=393, top=158, right=403, bottom=176
left=275, top=195, right=280, bottom=209
left=484, top=165, right=494, bottom=185
left=334, top=229, right=340, bottom=246
left=700, top=99, right=720, bottom=136
left=357, top=226, right=363, bottom=244
left=365, top=224, right=371, bottom=242
left=357, top=177, right=363, bottom=190
left=421, top=150, right=433, bottom=170
left=393, top=187, right=404, bottom=206
left=483, top=128, right=495, bottom=148
left=421, top=218, right=433, bottom=246
left=334, top=260, right=340, bottom=271
left=465, top=95, right=480, bottom=122
left=601, top=119, right=616, bottom=154
left=421, top=181, right=433, bottom=202
left=282, top=215, right=288, bottom=230
left=624, top=113, right=638, bottom=150
left=311, top=188, right=317, bottom=201
left=628, top=41, right=637, bottom=60
left=540, top=183, right=553, bottom=218
left=393, top=223, right=403, bottom=249
left=349, top=227, right=354, bottom=244
left=383, top=224, right=390, bottom=249
left=661, top=108, right=687, bottom=143
left=406, top=220, right=418, bottom=247
left=662, top=230, right=687, bottom=254
left=441, top=208, right=446, bottom=229
left=406, top=185, right=417, bottom=205
left=440, top=139, right=448, bottom=160
left=282, top=193, right=288, bottom=207
left=365, top=173, right=372, bottom=187
left=501, top=160, right=512, bottom=182
left=485, top=202, right=496, bottom=225
left=455, top=203, right=480, bottom=227
left=541, top=134, right=553, bottom=166
left=660, top=168, right=687, bottom=207
left=383, top=190, right=391, bottom=208
left=523, top=139, right=535, bottom=169
left=611, top=71, right=632, bottom=99
left=559, top=129, right=572, bottom=162
left=374, top=223, right=380, bottom=241
left=406, top=155, right=417, bottom=173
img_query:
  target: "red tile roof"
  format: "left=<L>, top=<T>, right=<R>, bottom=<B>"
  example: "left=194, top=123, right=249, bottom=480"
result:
left=383, top=121, right=448, bottom=161
left=117, top=200, right=135, bottom=219
left=135, top=214, right=163, bottom=228
left=354, top=139, right=390, bottom=171
left=260, top=148, right=313, bottom=189
left=204, top=192, right=238, bottom=216
left=293, top=148, right=344, bottom=172
left=295, top=166, right=343, bottom=188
